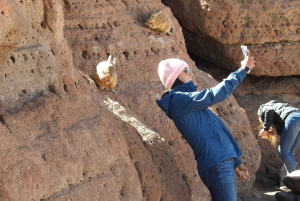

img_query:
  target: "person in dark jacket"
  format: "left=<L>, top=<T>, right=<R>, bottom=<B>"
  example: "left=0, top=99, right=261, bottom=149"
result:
left=258, top=100, right=300, bottom=174
left=156, top=51, right=255, bottom=201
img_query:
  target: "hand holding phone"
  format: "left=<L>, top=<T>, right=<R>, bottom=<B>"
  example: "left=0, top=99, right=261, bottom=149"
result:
left=240, top=45, right=255, bottom=72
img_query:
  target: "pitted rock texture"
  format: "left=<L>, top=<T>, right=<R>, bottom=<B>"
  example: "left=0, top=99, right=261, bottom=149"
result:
left=0, top=0, right=65, bottom=112
left=163, top=0, right=300, bottom=76
left=63, top=0, right=260, bottom=194
left=0, top=0, right=260, bottom=200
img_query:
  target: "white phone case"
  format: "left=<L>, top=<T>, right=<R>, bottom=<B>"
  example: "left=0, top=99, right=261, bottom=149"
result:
left=241, top=45, right=248, bottom=58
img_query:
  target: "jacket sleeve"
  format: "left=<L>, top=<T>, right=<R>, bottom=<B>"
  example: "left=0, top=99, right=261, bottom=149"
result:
left=186, top=68, right=246, bottom=112
left=234, top=157, right=242, bottom=169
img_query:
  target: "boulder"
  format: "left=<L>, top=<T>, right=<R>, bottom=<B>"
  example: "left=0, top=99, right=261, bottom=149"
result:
left=284, top=170, right=300, bottom=193
left=163, top=0, right=300, bottom=76
left=275, top=191, right=299, bottom=201
left=0, top=0, right=261, bottom=200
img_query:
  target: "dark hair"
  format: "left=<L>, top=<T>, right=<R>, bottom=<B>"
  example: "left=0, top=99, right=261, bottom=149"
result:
left=161, top=78, right=184, bottom=98
left=161, top=90, right=169, bottom=98
left=171, top=78, right=183, bottom=89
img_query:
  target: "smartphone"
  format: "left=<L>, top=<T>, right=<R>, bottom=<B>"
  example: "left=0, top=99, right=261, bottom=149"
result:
left=241, top=45, right=248, bottom=58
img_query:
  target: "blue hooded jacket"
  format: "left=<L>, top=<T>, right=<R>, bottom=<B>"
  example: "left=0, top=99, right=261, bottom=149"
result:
left=156, top=68, right=246, bottom=174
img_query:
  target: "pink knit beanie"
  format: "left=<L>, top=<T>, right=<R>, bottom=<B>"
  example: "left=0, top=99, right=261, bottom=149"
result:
left=158, top=58, right=188, bottom=89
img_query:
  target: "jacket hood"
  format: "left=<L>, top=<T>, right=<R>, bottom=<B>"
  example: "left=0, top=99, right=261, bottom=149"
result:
left=156, top=81, right=197, bottom=119
left=257, top=100, right=279, bottom=121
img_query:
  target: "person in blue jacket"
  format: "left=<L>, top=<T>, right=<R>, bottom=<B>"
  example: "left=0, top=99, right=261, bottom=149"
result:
left=156, top=51, right=255, bottom=201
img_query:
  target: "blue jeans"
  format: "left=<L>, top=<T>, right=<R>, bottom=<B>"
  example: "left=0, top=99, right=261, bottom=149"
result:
left=278, top=112, right=300, bottom=173
left=199, top=158, right=237, bottom=201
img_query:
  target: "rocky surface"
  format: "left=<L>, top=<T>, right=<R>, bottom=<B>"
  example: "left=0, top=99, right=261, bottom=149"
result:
left=1, top=0, right=211, bottom=200
left=275, top=191, right=300, bottom=201
left=1, top=0, right=299, bottom=200
left=284, top=170, right=300, bottom=194
left=163, top=0, right=300, bottom=76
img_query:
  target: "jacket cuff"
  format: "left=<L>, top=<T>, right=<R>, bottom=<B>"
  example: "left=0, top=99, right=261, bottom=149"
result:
left=234, top=157, right=242, bottom=168
left=238, top=66, right=248, bottom=73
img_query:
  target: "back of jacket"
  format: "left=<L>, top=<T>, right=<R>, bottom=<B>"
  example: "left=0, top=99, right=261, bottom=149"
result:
left=257, top=100, right=300, bottom=134
left=156, top=68, right=246, bottom=174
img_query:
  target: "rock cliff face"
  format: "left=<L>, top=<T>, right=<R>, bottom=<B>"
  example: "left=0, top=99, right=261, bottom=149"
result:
left=3, top=0, right=295, bottom=200
left=163, top=0, right=300, bottom=76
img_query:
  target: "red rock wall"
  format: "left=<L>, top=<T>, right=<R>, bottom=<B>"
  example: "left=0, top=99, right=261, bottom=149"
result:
left=163, top=0, right=300, bottom=76
left=0, top=0, right=261, bottom=200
